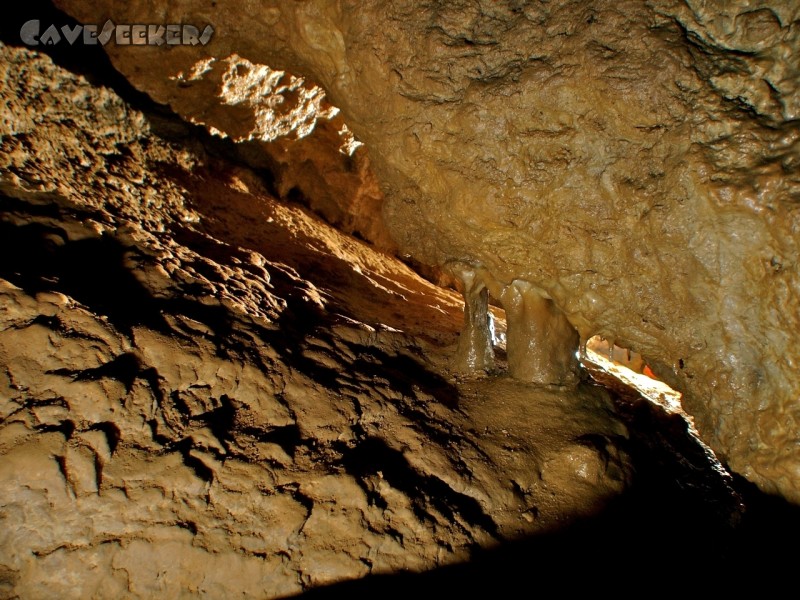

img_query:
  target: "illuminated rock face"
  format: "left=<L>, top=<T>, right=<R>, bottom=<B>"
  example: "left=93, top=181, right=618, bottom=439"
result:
left=449, top=262, right=496, bottom=375
left=448, top=262, right=579, bottom=385
left=54, top=0, right=800, bottom=501
left=500, top=280, right=580, bottom=386
left=0, top=42, right=636, bottom=598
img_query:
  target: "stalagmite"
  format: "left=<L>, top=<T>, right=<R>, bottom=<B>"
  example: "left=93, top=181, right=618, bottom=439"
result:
left=448, top=261, right=494, bottom=374
left=500, top=280, right=579, bottom=386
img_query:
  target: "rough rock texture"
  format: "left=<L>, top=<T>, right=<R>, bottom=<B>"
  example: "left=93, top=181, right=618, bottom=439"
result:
left=52, top=0, right=800, bottom=503
left=167, top=51, right=397, bottom=254
left=0, top=43, right=637, bottom=597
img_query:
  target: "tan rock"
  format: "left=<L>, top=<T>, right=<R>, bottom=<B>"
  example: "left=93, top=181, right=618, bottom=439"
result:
left=51, top=0, right=800, bottom=502
left=0, top=41, right=645, bottom=597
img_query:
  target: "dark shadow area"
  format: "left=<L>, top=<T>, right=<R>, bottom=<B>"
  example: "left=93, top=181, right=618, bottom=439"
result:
left=288, top=440, right=800, bottom=597
left=341, top=437, right=498, bottom=536
left=353, top=349, right=460, bottom=409
left=0, top=215, right=169, bottom=333
left=286, top=374, right=800, bottom=595
left=612, top=387, right=744, bottom=526
left=171, top=437, right=215, bottom=484
left=271, top=299, right=344, bottom=390
left=0, top=204, right=247, bottom=356
left=193, top=394, right=238, bottom=447
left=240, top=424, right=304, bottom=460
left=47, top=352, right=141, bottom=392
left=583, top=363, right=746, bottom=526
left=88, top=421, right=121, bottom=455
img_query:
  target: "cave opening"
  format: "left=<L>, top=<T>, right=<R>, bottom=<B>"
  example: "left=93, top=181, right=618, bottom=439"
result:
left=581, top=335, right=682, bottom=414
left=577, top=333, right=734, bottom=489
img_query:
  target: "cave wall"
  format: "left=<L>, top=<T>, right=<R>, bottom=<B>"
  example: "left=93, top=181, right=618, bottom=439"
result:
left=48, top=0, right=800, bottom=502
left=0, top=39, right=646, bottom=597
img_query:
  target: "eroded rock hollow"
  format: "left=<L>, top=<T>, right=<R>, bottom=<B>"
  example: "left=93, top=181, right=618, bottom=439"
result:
left=2, top=0, right=800, bottom=596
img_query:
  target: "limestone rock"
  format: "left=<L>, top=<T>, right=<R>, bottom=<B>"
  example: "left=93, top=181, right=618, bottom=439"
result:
left=52, top=0, right=800, bottom=502
left=0, top=42, right=637, bottom=597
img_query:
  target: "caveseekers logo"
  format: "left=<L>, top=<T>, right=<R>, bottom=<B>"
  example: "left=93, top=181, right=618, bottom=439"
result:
left=20, top=19, right=214, bottom=47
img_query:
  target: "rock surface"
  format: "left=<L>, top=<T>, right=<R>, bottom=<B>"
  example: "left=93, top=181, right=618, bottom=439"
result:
left=51, top=0, right=800, bottom=503
left=0, top=42, right=637, bottom=597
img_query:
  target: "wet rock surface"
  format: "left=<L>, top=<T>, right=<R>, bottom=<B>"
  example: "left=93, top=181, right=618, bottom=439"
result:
left=50, top=0, right=800, bottom=502
left=2, top=5, right=800, bottom=597
left=0, top=41, right=640, bottom=597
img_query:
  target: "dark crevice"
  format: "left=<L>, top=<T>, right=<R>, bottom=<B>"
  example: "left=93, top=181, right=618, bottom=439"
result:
left=241, top=424, right=304, bottom=458
left=93, top=452, right=103, bottom=489
left=89, top=421, right=121, bottom=455
left=146, top=419, right=172, bottom=447
left=341, top=437, right=498, bottom=537
left=192, top=395, right=237, bottom=447
left=175, top=520, right=198, bottom=536
left=172, top=438, right=214, bottom=483
left=54, top=454, right=70, bottom=489
left=20, top=396, right=68, bottom=410
left=363, top=486, right=389, bottom=511
left=139, top=366, right=165, bottom=407
left=47, top=353, right=141, bottom=393
left=30, top=314, right=65, bottom=332
left=35, top=419, right=75, bottom=439
left=277, top=483, right=314, bottom=515
left=168, top=390, right=196, bottom=420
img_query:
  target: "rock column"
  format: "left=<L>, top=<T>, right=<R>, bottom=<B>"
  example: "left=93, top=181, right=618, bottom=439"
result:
left=449, top=262, right=495, bottom=374
left=500, top=280, right=579, bottom=386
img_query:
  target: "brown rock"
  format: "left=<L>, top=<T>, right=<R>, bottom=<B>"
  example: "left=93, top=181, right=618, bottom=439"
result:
left=51, top=0, right=800, bottom=502
left=0, top=42, right=640, bottom=597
